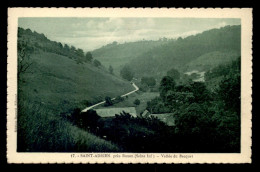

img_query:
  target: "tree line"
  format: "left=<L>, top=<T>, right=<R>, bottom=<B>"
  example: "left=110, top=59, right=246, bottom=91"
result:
left=18, top=27, right=102, bottom=67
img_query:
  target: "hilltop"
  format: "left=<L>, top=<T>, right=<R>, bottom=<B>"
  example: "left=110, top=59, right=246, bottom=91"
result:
left=92, top=39, right=171, bottom=75
left=128, top=25, right=241, bottom=78
left=92, top=25, right=241, bottom=79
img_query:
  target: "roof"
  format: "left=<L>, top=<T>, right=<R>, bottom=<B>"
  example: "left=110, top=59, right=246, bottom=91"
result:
left=149, top=113, right=176, bottom=126
left=95, top=107, right=137, bottom=118
left=141, top=110, right=150, bottom=117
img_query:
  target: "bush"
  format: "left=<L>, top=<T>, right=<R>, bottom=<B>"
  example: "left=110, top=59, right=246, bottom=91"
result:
left=133, top=99, right=141, bottom=106
left=120, top=65, right=134, bottom=81
left=115, top=96, right=124, bottom=103
left=139, top=83, right=149, bottom=92
left=104, top=96, right=113, bottom=106
left=141, top=77, right=156, bottom=87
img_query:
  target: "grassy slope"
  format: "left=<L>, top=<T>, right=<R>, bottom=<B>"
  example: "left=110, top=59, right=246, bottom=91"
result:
left=21, top=50, right=133, bottom=114
left=92, top=40, right=169, bottom=75
left=19, top=44, right=133, bottom=151
left=18, top=99, right=121, bottom=152
left=126, top=25, right=241, bottom=78
left=185, top=51, right=240, bottom=71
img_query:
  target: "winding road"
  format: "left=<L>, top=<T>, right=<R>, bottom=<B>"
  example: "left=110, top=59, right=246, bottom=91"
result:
left=81, top=83, right=139, bottom=112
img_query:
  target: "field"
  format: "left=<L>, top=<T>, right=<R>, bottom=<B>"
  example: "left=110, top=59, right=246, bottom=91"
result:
left=21, top=50, right=133, bottom=114
left=98, top=91, right=160, bottom=115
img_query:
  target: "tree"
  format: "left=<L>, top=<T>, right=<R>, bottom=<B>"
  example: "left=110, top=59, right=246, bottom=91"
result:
left=76, top=48, right=84, bottom=57
left=159, top=76, right=176, bottom=101
left=164, top=91, right=194, bottom=109
left=85, top=52, right=93, bottom=63
left=133, top=99, right=141, bottom=106
left=64, top=44, right=70, bottom=53
left=120, top=65, right=134, bottom=81
left=70, top=46, right=76, bottom=53
left=167, top=68, right=180, bottom=80
left=217, top=73, right=240, bottom=114
left=104, top=96, right=113, bottom=106
left=141, top=77, right=156, bottom=87
left=18, top=39, right=33, bottom=81
left=93, top=59, right=102, bottom=67
left=109, top=65, right=114, bottom=74
left=190, top=82, right=211, bottom=103
left=115, top=96, right=124, bottom=103
left=81, top=110, right=101, bottom=130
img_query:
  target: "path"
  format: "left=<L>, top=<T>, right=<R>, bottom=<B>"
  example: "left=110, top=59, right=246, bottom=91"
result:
left=81, top=83, right=139, bottom=112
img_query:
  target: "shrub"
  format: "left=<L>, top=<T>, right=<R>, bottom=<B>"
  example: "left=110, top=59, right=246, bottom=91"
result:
left=133, top=99, right=141, bottom=106
left=115, top=96, right=124, bottom=103
left=104, top=96, right=113, bottom=106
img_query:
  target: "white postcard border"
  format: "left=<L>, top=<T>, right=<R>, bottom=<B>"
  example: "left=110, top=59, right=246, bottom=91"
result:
left=7, top=8, right=252, bottom=164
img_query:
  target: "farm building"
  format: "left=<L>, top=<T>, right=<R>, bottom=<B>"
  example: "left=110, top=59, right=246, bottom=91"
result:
left=141, top=109, right=150, bottom=118
left=94, top=107, right=137, bottom=118
left=184, top=70, right=205, bottom=82
left=149, top=113, right=176, bottom=126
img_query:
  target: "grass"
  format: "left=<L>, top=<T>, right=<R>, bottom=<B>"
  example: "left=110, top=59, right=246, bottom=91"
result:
left=18, top=49, right=133, bottom=152
left=99, top=91, right=160, bottom=115
left=21, top=50, right=133, bottom=114
left=18, top=98, right=121, bottom=152
left=186, top=51, right=240, bottom=71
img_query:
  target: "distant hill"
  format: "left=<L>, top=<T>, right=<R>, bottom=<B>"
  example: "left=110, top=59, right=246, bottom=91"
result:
left=92, top=25, right=241, bottom=79
left=185, top=51, right=240, bottom=71
left=92, top=39, right=171, bottom=75
left=127, top=25, right=241, bottom=78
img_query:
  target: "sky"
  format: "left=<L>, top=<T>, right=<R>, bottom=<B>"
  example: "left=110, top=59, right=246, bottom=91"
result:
left=18, top=18, right=241, bottom=52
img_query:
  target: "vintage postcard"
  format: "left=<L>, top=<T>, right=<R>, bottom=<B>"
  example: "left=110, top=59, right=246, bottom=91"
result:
left=7, top=8, right=252, bottom=164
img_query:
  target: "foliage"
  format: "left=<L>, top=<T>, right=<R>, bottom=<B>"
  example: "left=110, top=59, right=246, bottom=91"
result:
left=85, top=52, right=93, bottom=63
left=17, top=36, right=33, bottom=81
left=127, top=25, right=241, bottom=78
left=120, top=65, right=134, bottom=81
left=146, top=97, right=171, bottom=114
left=166, top=68, right=180, bottom=80
left=143, top=58, right=241, bottom=152
left=18, top=27, right=104, bottom=66
left=93, top=59, right=102, bottom=67
left=104, top=96, right=113, bottom=106
left=217, top=72, right=240, bottom=114
left=109, top=65, right=114, bottom=74
left=70, top=109, right=101, bottom=131
left=92, top=39, right=170, bottom=74
left=76, top=48, right=84, bottom=57
left=139, top=83, right=149, bottom=92
left=133, top=99, right=141, bottom=106
left=159, top=76, right=176, bottom=101
left=141, top=76, right=156, bottom=87
left=17, top=100, right=120, bottom=152
left=115, top=96, right=124, bottom=103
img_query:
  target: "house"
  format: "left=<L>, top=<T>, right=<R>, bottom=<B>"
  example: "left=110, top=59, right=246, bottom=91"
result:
left=141, top=109, right=150, bottom=118
left=94, top=107, right=137, bottom=118
left=184, top=70, right=205, bottom=82
left=149, top=113, right=176, bottom=126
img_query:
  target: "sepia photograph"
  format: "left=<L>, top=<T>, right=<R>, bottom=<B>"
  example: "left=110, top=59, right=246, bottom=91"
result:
left=7, top=8, right=252, bottom=163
